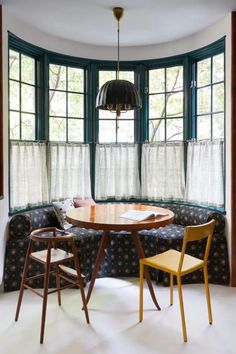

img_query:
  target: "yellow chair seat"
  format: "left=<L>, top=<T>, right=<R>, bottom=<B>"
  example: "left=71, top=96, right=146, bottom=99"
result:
left=142, top=249, right=204, bottom=275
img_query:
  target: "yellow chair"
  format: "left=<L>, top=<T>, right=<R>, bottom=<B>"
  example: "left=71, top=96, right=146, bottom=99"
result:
left=139, top=219, right=215, bottom=342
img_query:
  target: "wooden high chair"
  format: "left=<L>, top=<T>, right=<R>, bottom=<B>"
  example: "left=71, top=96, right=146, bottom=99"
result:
left=15, top=227, right=89, bottom=343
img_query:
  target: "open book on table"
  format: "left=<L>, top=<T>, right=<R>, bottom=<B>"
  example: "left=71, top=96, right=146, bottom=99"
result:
left=120, top=209, right=168, bottom=222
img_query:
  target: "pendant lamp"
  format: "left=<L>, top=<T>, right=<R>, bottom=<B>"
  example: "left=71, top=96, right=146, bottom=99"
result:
left=96, top=7, right=142, bottom=117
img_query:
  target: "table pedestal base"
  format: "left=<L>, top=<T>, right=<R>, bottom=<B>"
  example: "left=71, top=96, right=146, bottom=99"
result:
left=85, top=230, right=161, bottom=311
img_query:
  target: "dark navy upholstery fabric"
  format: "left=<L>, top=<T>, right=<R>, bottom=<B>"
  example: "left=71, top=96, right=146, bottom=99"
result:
left=4, top=204, right=230, bottom=291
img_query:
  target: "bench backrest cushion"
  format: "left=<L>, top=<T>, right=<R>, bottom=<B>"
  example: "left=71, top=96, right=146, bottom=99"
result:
left=9, top=207, right=60, bottom=239
left=154, top=203, right=225, bottom=234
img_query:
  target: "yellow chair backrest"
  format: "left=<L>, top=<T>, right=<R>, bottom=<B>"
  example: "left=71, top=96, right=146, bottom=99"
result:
left=178, top=219, right=216, bottom=272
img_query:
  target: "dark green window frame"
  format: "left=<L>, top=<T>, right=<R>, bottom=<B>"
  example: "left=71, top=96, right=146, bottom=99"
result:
left=193, top=53, right=224, bottom=140
left=8, top=32, right=225, bottom=211
left=187, top=39, right=225, bottom=140
left=147, top=64, right=185, bottom=142
left=8, top=49, right=39, bottom=141
left=48, top=63, right=86, bottom=143
left=97, top=68, right=137, bottom=143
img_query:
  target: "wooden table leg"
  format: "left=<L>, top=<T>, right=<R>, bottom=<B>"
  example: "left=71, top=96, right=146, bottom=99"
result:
left=131, top=230, right=161, bottom=311
left=85, top=230, right=109, bottom=305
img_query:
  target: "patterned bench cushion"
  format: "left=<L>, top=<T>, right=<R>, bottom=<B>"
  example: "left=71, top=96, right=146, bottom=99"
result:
left=4, top=203, right=230, bottom=291
left=9, top=207, right=60, bottom=239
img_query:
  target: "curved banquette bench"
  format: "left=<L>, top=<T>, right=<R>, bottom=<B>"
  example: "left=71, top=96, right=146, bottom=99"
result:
left=4, top=203, right=230, bottom=292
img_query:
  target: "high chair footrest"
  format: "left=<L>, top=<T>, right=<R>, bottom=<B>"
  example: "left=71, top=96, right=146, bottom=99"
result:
left=59, top=265, right=85, bottom=278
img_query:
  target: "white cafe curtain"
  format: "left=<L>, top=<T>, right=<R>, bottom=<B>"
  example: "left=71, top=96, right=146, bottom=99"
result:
left=49, top=142, right=91, bottom=201
left=95, top=144, right=141, bottom=200
left=185, top=140, right=224, bottom=207
left=10, top=141, right=49, bottom=211
left=141, top=142, right=185, bottom=201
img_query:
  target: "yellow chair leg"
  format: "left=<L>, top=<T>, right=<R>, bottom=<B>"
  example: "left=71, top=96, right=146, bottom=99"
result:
left=139, top=262, right=144, bottom=322
left=170, top=274, right=174, bottom=305
left=203, top=265, right=213, bottom=324
left=177, top=275, right=187, bottom=342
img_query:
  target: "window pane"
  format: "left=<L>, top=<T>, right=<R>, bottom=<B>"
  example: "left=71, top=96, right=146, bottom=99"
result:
left=212, top=113, right=224, bottom=139
left=119, top=71, right=134, bottom=82
left=149, top=68, right=165, bottom=93
left=10, top=81, right=20, bottom=110
left=99, top=110, right=116, bottom=119
left=197, top=86, right=211, bottom=114
left=149, top=94, right=165, bottom=118
left=213, top=83, right=224, bottom=112
left=49, top=91, right=66, bottom=116
left=117, top=120, right=134, bottom=142
left=68, top=119, right=84, bottom=142
left=197, top=58, right=211, bottom=87
left=50, top=117, right=66, bottom=141
left=99, top=70, right=134, bottom=88
left=99, top=71, right=116, bottom=87
left=68, top=93, right=84, bottom=117
left=21, top=55, right=35, bottom=84
left=166, top=92, right=183, bottom=117
left=213, top=53, right=224, bottom=83
left=68, top=67, right=84, bottom=92
left=21, top=113, right=35, bottom=140
left=9, top=111, right=20, bottom=139
left=99, top=120, right=116, bottom=142
left=149, top=119, right=165, bottom=141
left=99, top=108, right=134, bottom=119
left=21, top=84, right=35, bottom=113
left=9, top=50, right=19, bottom=80
left=166, top=66, right=183, bottom=92
left=197, top=115, right=211, bottom=139
left=119, top=110, right=134, bottom=119
left=49, top=64, right=66, bottom=90
left=166, top=118, right=183, bottom=141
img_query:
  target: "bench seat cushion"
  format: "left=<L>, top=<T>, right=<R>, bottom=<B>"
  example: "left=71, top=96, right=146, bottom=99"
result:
left=4, top=204, right=230, bottom=291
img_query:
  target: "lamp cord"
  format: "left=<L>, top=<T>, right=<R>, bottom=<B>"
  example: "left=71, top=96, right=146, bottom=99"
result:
left=117, top=19, right=120, bottom=80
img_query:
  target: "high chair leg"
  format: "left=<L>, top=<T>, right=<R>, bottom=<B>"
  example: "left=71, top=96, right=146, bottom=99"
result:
left=72, top=240, right=90, bottom=324
left=15, top=239, right=33, bottom=321
left=40, top=246, right=51, bottom=344
left=56, top=265, right=61, bottom=306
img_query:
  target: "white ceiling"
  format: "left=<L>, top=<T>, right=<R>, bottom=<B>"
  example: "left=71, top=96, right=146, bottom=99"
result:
left=2, top=0, right=236, bottom=47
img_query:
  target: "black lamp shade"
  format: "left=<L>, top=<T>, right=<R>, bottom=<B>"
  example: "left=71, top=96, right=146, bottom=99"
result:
left=96, top=79, right=142, bottom=112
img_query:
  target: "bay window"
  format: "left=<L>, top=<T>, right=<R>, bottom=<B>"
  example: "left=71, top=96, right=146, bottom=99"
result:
left=8, top=33, right=225, bottom=212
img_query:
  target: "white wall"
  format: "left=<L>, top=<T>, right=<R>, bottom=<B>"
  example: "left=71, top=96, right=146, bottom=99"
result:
left=4, top=9, right=231, bottom=61
left=0, top=7, right=11, bottom=286
left=0, top=7, right=232, bottom=285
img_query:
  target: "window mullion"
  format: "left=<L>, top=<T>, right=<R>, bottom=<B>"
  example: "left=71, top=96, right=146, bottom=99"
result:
left=19, top=52, right=22, bottom=139
left=66, top=66, right=68, bottom=143
left=164, top=67, right=167, bottom=141
left=211, top=56, right=213, bottom=140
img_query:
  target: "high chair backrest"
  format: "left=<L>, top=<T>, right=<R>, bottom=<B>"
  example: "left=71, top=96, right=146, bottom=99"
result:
left=30, top=227, right=74, bottom=243
left=178, top=219, right=216, bottom=272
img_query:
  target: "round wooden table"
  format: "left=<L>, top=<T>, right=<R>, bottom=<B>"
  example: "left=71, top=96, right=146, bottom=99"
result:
left=67, top=203, right=174, bottom=310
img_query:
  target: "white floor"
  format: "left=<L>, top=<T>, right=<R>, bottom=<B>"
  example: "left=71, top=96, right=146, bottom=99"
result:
left=0, top=277, right=235, bottom=354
